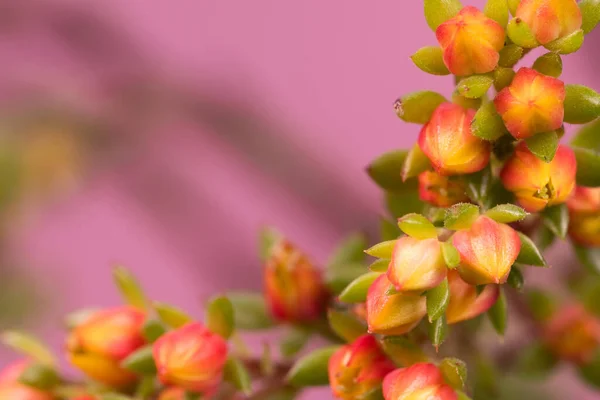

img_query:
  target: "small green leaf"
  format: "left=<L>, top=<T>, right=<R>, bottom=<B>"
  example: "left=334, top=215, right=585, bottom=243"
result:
left=457, top=75, right=494, bottom=99
left=457, top=391, right=472, bottom=400
left=507, top=0, right=519, bottom=15
left=206, top=296, right=235, bottom=339
left=369, top=258, right=390, bottom=272
left=286, top=346, right=341, bottom=387
left=365, top=240, right=396, bottom=258
left=532, top=53, right=562, bottom=77
left=380, top=218, right=402, bottom=241
left=401, top=144, right=431, bottom=181
left=472, top=101, right=508, bottom=141
left=385, top=191, right=424, bottom=219
left=227, top=292, right=274, bottom=330
left=507, top=266, right=524, bottom=291
left=444, top=203, right=480, bottom=230
left=484, top=0, right=509, bottom=27
left=367, top=150, right=411, bottom=191
left=154, top=302, right=193, bottom=328
left=485, top=204, right=528, bottom=223
left=18, top=363, right=59, bottom=390
left=517, top=343, right=558, bottom=379
left=411, top=46, right=450, bottom=75
left=439, top=357, right=467, bottom=390
left=580, top=0, right=600, bottom=34
left=452, top=92, right=482, bottom=110
left=429, top=315, right=448, bottom=350
left=142, top=319, right=166, bottom=343
left=261, top=342, right=274, bottom=377
left=574, top=245, right=600, bottom=275
left=113, top=266, right=148, bottom=311
left=525, top=131, right=559, bottom=162
left=541, top=204, right=568, bottom=239
left=424, top=0, right=462, bottom=31
left=327, top=309, right=367, bottom=343
left=121, top=345, right=157, bottom=374
left=327, top=233, right=367, bottom=270
left=507, top=18, right=539, bottom=48
left=1, top=331, right=55, bottom=366
left=544, top=29, right=584, bottom=54
left=516, top=232, right=547, bottom=267
left=338, top=272, right=381, bottom=304
left=498, top=44, right=524, bottom=68
left=441, top=241, right=460, bottom=269
left=397, top=213, right=438, bottom=239
left=493, top=67, right=516, bottom=92
left=564, top=84, right=600, bottom=124
left=394, top=91, right=447, bottom=124
left=135, top=376, right=156, bottom=398
left=427, top=278, right=450, bottom=322
left=280, top=327, right=311, bottom=358
left=224, top=357, right=252, bottom=395
left=259, top=227, right=283, bottom=262
left=379, top=336, right=428, bottom=366
left=573, top=146, right=600, bottom=187
left=325, top=263, right=369, bottom=296
left=464, top=166, right=492, bottom=207
left=488, top=288, right=507, bottom=336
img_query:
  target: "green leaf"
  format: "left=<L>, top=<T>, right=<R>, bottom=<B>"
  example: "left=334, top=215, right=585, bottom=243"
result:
left=113, top=266, right=148, bottom=311
left=525, top=131, right=559, bottom=163
left=457, top=75, right=494, bottom=99
left=517, top=343, right=558, bottom=379
left=397, top=213, right=438, bottom=239
left=206, top=296, right=235, bottom=339
left=484, top=0, right=509, bottom=27
left=580, top=0, right=600, bottom=34
left=142, top=319, right=166, bottom=343
left=526, top=290, right=557, bottom=321
left=574, top=245, right=600, bottom=275
left=18, top=363, right=59, bottom=390
left=327, top=233, right=367, bottom=270
left=385, top=191, right=423, bottom=219
left=444, top=203, right=480, bottom=230
left=507, top=0, right=519, bottom=15
left=485, top=204, right=528, bottom=223
left=395, top=91, right=447, bottom=124
left=325, top=263, right=369, bottom=296
left=259, top=227, right=283, bottom=262
left=365, top=240, right=396, bottom=258
left=380, top=218, right=402, bottom=241
left=473, top=357, right=499, bottom=399
left=226, top=292, right=274, bottom=330
left=135, top=376, right=156, bottom=399
left=154, top=302, right=193, bottom=328
left=541, top=204, right=568, bottom=239
left=441, top=241, right=460, bottom=269
left=338, top=272, right=381, bottom=304
left=472, top=101, right=507, bottom=141
left=578, top=351, right=600, bottom=389
left=564, top=84, right=600, bottom=124
left=544, top=29, right=584, bottom=54
left=516, top=232, right=547, bottom=267
left=498, top=44, right=524, bottom=68
left=507, top=17, right=539, bottom=48
left=532, top=53, right=562, bottom=78
left=280, top=327, right=311, bottom=358
left=424, top=0, right=462, bottom=31
left=536, top=224, right=556, bottom=251
left=452, top=92, right=482, bottom=110
left=286, top=346, right=341, bottom=387
left=507, top=266, right=524, bottom=291
left=327, top=309, right=367, bottom=343
left=573, top=147, right=600, bottom=187
left=369, top=258, right=390, bottom=272
left=121, top=345, right=157, bottom=374
left=429, top=315, right=448, bottom=350
left=1, top=331, right=55, bottom=366
left=367, top=150, right=411, bottom=191
left=464, top=166, right=492, bottom=207
left=488, top=288, right=507, bottom=336
left=379, top=336, right=428, bottom=366
left=411, top=46, right=450, bottom=75
left=426, top=278, right=450, bottom=322
left=402, top=143, right=431, bottom=181
left=224, top=357, right=252, bottom=395
left=439, top=357, right=467, bottom=390
left=493, top=67, right=516, bottom=92
left=457, top=391, right=472, bottom=400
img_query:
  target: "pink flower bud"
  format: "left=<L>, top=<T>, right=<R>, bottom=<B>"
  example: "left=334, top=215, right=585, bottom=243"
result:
left=366, top=274, right=427, bottom=336
left=494, top=68, right=565, bottom=140
left=446, top=270, right=500, bottom=324
left=264, top=239, right=328, bottom=322
left=66, top=306, right=146, bottom=387
left=452, top=216, right=521, bottom=285
left=436, top=6, right=505, bottom=76
left=158, top=387, right=185, bottom=400
left=153, top=322, right=228, bottom=397
left=500, top=143, right=576, bottom=212
left=0, top=360, right=52, bottom=400
left=418, top=103, right=491, bottom=176
left=418, top=171, right=470, bottom=208
left=383, top=363, right=457, bottom=400
left=387, top=236, right=447, bottom=292
left=515, top=0, right=582, bottom=45
left=568, top=187, right=600, bottom=247
left=328, top=335, right=396, bottom=399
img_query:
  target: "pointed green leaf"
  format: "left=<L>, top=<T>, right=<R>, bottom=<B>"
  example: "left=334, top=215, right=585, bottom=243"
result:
left=286, top=346, right=341, bottom=387
left=327, top=309, right=367, bottom=343
left=493, top=67, right=516, bottom=92
left=427, top=278, right=450, bottom=322
left=488, top=288, right=507, bottom=336
left=113, top=266, right=148, bottom=311
left=441, top=241, right=460, bottom=269
left=280, top=327, right=311, bottom=358
left=485, top=204, right=528, bottom=223
left=327, top=233, right=367, bottom=270
left=380, top=218, right=402, bottom=241
left=154, top=302, right=193, bottom=328
left=516, top=232, right=547, bottom=267
left=498, top=44, right=524, bottom=68
left=541, top=204, right=568, bottom=239
left=259, top=227, right=283, bottom=262
left=365, top=240, right=396, bottom=258
left=121, top=345, right=156, bottom=374
left=429, top=315, right=448, bottom=350
left=379, top=336, right=428, bottom=366
left=573, top=147, right=600, bottom=187
left=532, top=53, right=562, bottom=77
left=18, top=363, right=59, bottom=390
left=411, top=46, right=450, bottom=75
left=544, top=29, right=584, bottom=54
left=508, top=0, right=519, bottom=15
left=444, top=203, right=480, bottom=230
left=439, top=357, right=467, bottom=390
left=457, top=391, right=472, bottom=400
left=397, top=213, right=437, bottom=239
left=325, top=263, right=369, bottom=296
left=574, top=245, right=600, bottom=275
left=367, top=150, right=410, bottom=191
left=385, top=191, right=423, bottom=219
left=564, top=84, right=600, bottom=124
left=226, top=292, right=274, bottom=330
left=206, top=296, right=234, bottom=339
left=402, top=143, right=431, bottom=181
left=457, top=75, right=494, bottom=99
left=465, top=166, right=492, bottom=207
left=142, top=319, right=166, bottom=343
left=1, top=331, right=55, bottom=366
left=452, top=92, right=482, bottom=110
left=338, top=272, right=381, bottom=304
left=484, top=0, right=509, bottom=27
left=472, top=101, right=508, bottom=141
left=507, top=266, right=524, bottom=291
left=394, top=91, right=447, bottom=124
left=369, top=258, right=390, bottom=272
left=507, top=17, right=539, bottom=48
left=224, top=357, right=252, bottom=395
left=525, top=131, right=559, bottom=162
left=424, top=0, right=462, bottom=31
left=580, top=0, right=600, bottom=34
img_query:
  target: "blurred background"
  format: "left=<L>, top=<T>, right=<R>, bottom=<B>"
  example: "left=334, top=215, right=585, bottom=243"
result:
left=0, top=0, right=597, bottom=398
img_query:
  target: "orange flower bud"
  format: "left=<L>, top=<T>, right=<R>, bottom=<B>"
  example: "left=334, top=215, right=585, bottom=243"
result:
left=568, top=187, right=600, bottom=247
left=153, top=322, right=228, bottom=397
left=66, top=306, right=145, bottom=387
left=264, top=239, right=327, bottom=322
left=0, top=360, right=52, bottom=400
left=383, top=363, right=457, bottom=400
left=544, top=305, right=600, bottom=365
left=328, top=335, right=395, bottom=399
left=418, top=103, right=491, bottom=176
left=387, top=236, right=447, bottom=292
left=494, top=68, right=565, bottom=140
left=452, top=216, right=521, bottom=285
left=446, top=270, right=500, bottom=324
left=158, top=387, right=185, bottom=400
left=418, top=171, right=469, bottom=207
left=515, top=0, right=582, bottom=45
left=436, top=6, right=505, bottom=76
left=366, top=274, right=426, bottom=336
left=500, top=143, right=576, bottom=212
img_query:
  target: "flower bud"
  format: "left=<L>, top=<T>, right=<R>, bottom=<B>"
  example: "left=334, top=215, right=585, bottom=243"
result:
left=452, top=216, right=521, bottom=285
left=328, top=335, right=395, bottom=399
left=0, top=360, right=52, bottom=400
left=383, top=363, right=457, bottom=400
left=494, top=68, right=565, bottom=140
left=515, top=0, right=582, bottom=45
left=568, top=187, right=600, bottom=247
left=418, top=103, right=491, bottom=176
left=66, top=306, right=145, bottom=387
left=264, top=239, right=327, bottom=322
left=418, top=171, right=469, bottom=207
left=544, top=305, right=600, bottom=365
left=366, top=274, right=426, bottom=336
left=387, top=236, right=447, bottom=292
left=153, top=322, right=228, bottom=396
left=446, top=270, right=500, bottom=324
left=436, top=6, right=505, bottom=76
left=500, top=142, right=576, bottom=212
left=158, top=387, right=185, bottom=400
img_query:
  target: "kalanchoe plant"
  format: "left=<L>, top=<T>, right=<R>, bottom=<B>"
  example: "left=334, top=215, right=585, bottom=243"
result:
left=1, top=1, right=600, bottom=399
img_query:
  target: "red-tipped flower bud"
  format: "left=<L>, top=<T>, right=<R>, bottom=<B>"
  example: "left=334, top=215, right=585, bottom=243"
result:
left=264, top=239, right=327, bottom=322
left=500, top=143, right=576, bottom=212
left=66, top=306, right=146, bottom=387
left=446, top=270, right=500, bottom=324
left=383, top=363, right=457, bottom=400
left=328, top=335, right=396, bottom=399
left=452, top=216, right=521, bottom=285
left=568, top=187, right=600, bottom=247
left=387, top=236, right=447, bottom=293
left=153, top=322, right=228, bottom=397
left=515, top=0, right=582, bottom=45
left=0, top=360, right=53, bottom=400
left=436, top=6, right=505, bottom=76
left=494, top=68, right=565, bottom=140
left=418, top=103, right=491, bottom=176
left=418, top=171, right=470, bottom=207
left=367, top=274, right=427, bottom=336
